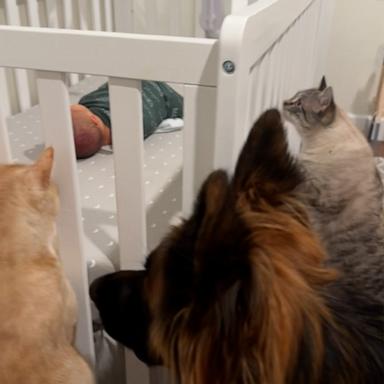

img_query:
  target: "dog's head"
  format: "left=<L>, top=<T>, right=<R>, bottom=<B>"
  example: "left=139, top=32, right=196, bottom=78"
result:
left=91, top=109, right=335, bottom=383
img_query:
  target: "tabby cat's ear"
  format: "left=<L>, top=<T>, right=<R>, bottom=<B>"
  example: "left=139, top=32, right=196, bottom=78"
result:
left=319, top=86, right=335, bottom=112
left=233, top=109, right=302, bottom=197
left=320, top=87, right=333, bottom=105
left=33, top=147, right=54, bottom=187
left=316, top=87, right=336, bottom=125
left=319, top=76, right=327, bottom=91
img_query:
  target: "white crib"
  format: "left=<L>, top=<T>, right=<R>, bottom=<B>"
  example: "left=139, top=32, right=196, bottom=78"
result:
left=0, top=0, right=333, bottom=383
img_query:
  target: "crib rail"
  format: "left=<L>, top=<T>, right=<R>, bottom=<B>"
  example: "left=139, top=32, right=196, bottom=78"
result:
left=215, top=0, right=332, bottom=170
left=0, top=26, right=218, bottom=378
left=0, top=0, right=202, bottom=117
left=0, top=27, right=218, bottom=85
left=0, top=0, right=251, bottom=117
left=0, top=0, right=120, bottom=116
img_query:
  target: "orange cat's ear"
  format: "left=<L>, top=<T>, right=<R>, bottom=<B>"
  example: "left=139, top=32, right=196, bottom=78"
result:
left=33, top=147, right=54, bottom=187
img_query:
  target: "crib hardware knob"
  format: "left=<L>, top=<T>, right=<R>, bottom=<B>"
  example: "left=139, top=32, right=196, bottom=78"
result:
left=223, top=60, right=235, bottom=74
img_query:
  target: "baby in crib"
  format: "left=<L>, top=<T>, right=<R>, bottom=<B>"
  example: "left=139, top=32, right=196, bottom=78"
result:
left=71, top=81, right=183, bottom=158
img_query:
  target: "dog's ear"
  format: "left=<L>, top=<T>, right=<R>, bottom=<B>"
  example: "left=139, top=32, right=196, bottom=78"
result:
left=193, top=169, right=230, bottom=224
left=189, top=110, right=302, bottom=286
left=233, top=109, right=302, bottom=199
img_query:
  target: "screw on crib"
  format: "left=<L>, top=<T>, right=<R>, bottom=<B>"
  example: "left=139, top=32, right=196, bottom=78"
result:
left=223, top=60, right=235, bottom=74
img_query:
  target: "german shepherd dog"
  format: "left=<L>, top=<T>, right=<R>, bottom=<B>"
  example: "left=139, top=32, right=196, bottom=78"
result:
left=90, top=110, right=383, bottom=384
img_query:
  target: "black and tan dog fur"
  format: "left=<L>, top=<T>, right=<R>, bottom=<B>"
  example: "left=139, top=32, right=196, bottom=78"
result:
left=91, top=109, right=383, bottom=384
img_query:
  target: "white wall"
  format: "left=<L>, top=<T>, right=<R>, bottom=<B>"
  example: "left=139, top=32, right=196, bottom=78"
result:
left=325, top=0, right=384, bottom=115
left=132, top=0, right=195, bottom=36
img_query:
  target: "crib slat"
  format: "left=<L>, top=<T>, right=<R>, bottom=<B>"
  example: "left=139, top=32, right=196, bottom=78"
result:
left=13, top=68, right=32, bottom=112
left=314, top=0, right=334, bottom=82
left=245, top=66, right=256, bottom=130
left=301, top=9, right=312, bottom=87
left=0, top=102, right=12, bottom=163
left=284, top=24, right=294, bottom=96
left=62, top=0, right=79, bottom=85
left=287, top=19, right=300, bottom=95
left=67, top=73, right=80, bottom=86
left=26, top=0, right=41, bottom=26
left=63, top=0, right=74, bottom=28
left=214, top=63, right=250, bottom=171
left=5, top=0, right=20, bottom=25
left=104, top=0, right=114, bottom=31
left=109, top=77, right=147, bottom=269
left=113, top=0, right=133, bottom=32
left=5, top=0, right=32, bottom=112
left=90, top=0, right=102, bottom=30
left=182, top=85, right=217, bottom=215
left=264, top=48, right=275, bottom=108
left=77, top=0, right=89, bottom=30
left=108, top=79, right=150, bottom=383
left=36, top=71, right=95, bottom=365
left=254, top=54, right=267, bottom=119
left=0, top=0, right=15, bottom=119
left=144, top=0, right=158, bottom=34
left=277, top=30, right=289, bottom=103
left=297, top=13, right=307, bottom=88
left=24, top=0, right=41, bottom=113
left=169, top=0, right=180, bottom=36
left=312, top=1, right=323, bottom=83
left=62, top=0, right=80, bottom=85
left=302, top=4, right=313, bottom=86
left=297, top=13, right=307, bottom=89
left=0, top=69, right=11, bottom=118
left=288, top=22, right=298, bottom=91
left=45, top=0, right=60, bottom=28
left=194, top=0, right=204, bottom=36
left=272, top=38, right=283, bottom=106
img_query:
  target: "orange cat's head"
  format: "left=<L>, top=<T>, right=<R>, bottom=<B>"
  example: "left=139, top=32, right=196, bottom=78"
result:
left=0, top=147, right=59, bottom=231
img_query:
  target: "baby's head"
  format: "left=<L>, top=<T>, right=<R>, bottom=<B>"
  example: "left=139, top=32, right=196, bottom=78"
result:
left=70, top=105, right=110, bottom=159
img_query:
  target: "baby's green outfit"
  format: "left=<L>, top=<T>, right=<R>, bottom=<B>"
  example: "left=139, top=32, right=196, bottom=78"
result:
left=78, top=81, right=183, bottom=139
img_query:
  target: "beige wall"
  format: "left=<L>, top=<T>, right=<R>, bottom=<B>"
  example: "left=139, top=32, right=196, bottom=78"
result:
left=325, top=0, right=384, bottom=115
left=133, top=0, right=195, bottom=36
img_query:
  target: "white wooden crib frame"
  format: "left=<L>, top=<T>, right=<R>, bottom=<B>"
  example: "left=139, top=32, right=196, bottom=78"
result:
left=0, top=0, right=333, bottom=382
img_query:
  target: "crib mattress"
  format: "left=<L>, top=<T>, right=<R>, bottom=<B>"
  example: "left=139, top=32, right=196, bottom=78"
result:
left=6, top=76, right=183, bottom=282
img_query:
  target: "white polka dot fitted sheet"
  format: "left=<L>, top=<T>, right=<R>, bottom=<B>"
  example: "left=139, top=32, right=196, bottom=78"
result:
left=6, top=76, right=183, bottom=283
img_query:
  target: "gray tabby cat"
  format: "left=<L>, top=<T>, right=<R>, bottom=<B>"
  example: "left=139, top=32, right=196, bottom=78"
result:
left=283, top=78, right=384, bottom=303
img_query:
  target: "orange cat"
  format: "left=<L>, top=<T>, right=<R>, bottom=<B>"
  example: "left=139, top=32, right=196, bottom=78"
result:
left=0, top=148, right=94, bottom=384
